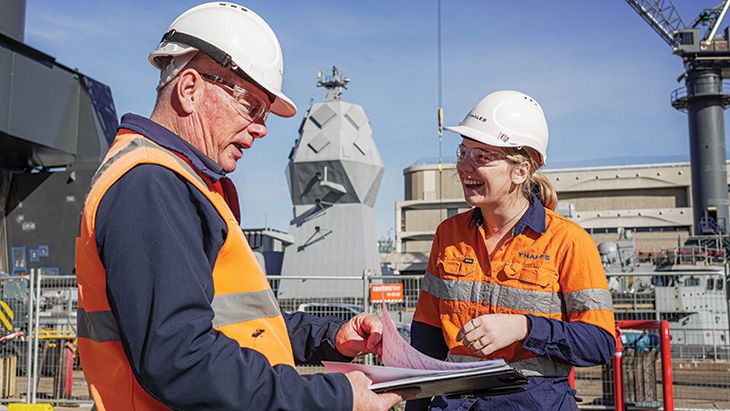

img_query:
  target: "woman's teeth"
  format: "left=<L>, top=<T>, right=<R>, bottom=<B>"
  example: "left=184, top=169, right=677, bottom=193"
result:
left=464, top=178, right=484, bottom=187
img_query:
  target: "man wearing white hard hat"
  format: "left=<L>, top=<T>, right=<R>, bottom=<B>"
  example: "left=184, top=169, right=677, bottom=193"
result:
left=408, top=91, right=616, bottom=410
left=75, top=3, right=406, bottom=410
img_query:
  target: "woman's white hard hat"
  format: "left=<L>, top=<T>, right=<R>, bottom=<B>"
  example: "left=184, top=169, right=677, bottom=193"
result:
left=445, top=90, right=549, bottom=166
left=148, top=2, right=297, bottom=118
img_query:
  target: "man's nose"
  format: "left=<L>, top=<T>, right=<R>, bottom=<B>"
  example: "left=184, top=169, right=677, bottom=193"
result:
left=247, top=121, right=267, bottom=139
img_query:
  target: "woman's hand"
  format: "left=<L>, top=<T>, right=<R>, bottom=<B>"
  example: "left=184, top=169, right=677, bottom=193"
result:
left=456, top=314, right=530, bottom=357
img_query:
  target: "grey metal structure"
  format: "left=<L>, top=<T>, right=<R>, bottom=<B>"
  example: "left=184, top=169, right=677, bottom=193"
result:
left=626, top=0, right=730, bottom=234
left=0, top=0, right=117, bottom=276
left=599, top=234, right=730, bottom=348
left=278, top=67, right=384, bottom=299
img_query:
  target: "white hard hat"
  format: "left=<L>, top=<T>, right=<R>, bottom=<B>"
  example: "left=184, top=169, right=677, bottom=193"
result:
left=445, top=90, right=549, bottom=166
left=148, top=2, right=297, bottom=118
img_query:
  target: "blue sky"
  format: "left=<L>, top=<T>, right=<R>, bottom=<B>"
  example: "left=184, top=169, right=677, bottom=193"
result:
left=24, top=0, right=727, bottom=239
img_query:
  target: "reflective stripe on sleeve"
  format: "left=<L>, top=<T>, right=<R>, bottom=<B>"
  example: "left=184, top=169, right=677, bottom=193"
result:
left=211, top=289, right=282, bottom=328
left=510, top=356, right=572, bottom=377
left=564, top=288, right=614, bottom=313
left=446, top=353, right=571, bottom=377
left=421, top=272, right=563, bottom=314
left=77, top=308, right=121, bottom=342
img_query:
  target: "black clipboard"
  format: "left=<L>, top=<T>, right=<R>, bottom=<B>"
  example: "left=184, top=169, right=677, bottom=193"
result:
left=370, top=367, right=527, bottom=400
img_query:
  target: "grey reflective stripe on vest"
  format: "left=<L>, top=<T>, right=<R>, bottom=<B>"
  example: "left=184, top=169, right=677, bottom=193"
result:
left=77, top=308, right=121, bottom=342
left=564, top=288, right=614, bottom=312
left=421, top=272, right=563, bottom=314
left=211, top=289, right=282, bottom=328
left=446, top=353, right=571, bottom=377
left=90, top=138, right=142, bottom=187
left=92, top=136, right=207, bottom=188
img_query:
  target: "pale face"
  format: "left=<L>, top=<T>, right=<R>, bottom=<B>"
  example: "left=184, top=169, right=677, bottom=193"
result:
left=201, top=77, right=270, bottom=173
left=456, top=138, right=517, bottom=208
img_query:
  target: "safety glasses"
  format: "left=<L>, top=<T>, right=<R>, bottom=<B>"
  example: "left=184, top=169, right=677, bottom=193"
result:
left=456, top=144, right=509, bottom=167
left=200, top=73, right=270, bottom=123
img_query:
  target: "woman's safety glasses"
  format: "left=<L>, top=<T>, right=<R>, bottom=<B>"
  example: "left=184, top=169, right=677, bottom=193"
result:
left=456, top=144, right=509, bottom=167
left=201, top=73, right=270, bottom=123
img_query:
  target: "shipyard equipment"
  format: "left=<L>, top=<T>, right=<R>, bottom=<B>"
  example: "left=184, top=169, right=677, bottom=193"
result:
left=278, top=67, right=384, bottom=299
left=0, top=0, right=117, bottom=276
left=626, top=0, right=730, bottom=236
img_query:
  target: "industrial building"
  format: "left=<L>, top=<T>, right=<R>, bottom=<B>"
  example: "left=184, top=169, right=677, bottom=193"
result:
left=394, top=159, right=730, bottom=260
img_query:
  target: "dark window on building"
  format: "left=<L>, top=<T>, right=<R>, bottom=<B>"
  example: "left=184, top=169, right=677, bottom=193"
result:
left=684, top=276, right=700, bottom=287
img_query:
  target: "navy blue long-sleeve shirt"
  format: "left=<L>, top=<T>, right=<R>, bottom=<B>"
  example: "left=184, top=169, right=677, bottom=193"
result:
left=406, top=317, right=615, bottom=411
left=95, top=114, right=353, bottom=410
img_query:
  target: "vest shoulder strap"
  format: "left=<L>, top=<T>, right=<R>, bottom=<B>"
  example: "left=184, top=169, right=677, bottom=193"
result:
left=83, top=132, right=235, bottom=233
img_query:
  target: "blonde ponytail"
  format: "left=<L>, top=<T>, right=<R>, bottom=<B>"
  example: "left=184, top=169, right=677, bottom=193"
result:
left=503, top=147, right=558, bottom=210
left=529, top=172, right=557, bottom=210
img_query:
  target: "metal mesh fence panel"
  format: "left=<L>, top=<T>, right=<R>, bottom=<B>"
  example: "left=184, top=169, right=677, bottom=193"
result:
left=0, top=275, right=31, bottom=402
left=30, top=274, right=89, bottom=404
left=1, top=267, right=724, bottom=408
left=575, top=271, right=730, bottom=410
left=270, top=275, right=367, bottom=375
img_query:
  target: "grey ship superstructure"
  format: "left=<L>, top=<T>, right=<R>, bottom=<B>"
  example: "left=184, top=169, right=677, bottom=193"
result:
left=278, top=67, right=384, bottom=299
left=600, top=233, right=728, bottom=349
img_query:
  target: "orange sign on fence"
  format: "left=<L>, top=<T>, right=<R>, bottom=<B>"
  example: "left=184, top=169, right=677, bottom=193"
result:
left=370, top=283, right=405, bottom=303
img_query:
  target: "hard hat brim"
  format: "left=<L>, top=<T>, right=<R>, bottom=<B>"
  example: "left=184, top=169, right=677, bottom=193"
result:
left=444, top=125, right=519, bottom=149
left=148, top=46, right=198, bottom=69
left=270, top=91, right=297, bottom=118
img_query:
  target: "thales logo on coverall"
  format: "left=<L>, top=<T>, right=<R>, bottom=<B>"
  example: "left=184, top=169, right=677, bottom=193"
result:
left=518, top=251, right=550, bottom=261
left=468, top=113, right=487, bottom=122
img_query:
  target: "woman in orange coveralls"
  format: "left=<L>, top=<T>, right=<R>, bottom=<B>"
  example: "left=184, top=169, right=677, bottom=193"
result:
left=407, top=90, right=616, bottom=411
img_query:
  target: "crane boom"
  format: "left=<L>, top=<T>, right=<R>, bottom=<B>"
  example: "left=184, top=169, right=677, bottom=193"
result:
left=624, top=0, right=686, bottom=47
left=707, top=1, right=730, bottom=41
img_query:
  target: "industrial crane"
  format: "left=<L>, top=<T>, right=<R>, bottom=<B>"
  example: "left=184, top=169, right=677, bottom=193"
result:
left=626, top=0, right=730, bottom=235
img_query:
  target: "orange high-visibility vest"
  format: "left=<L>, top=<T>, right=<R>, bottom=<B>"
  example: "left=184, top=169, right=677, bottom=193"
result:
left=414, top=207, right=615, bottom=377
left=76, top=131, right=295, bottom=410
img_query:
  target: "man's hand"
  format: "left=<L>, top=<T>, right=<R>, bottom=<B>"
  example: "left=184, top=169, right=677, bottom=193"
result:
left=346, top=371, right=416, bottom=411
left=455, top=314, right=530, bottom=357
left=336, top=313, right=383, bottom=357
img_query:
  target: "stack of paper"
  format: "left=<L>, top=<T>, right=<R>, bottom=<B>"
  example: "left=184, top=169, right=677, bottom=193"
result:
left=322, top=305, right=527, bottom=399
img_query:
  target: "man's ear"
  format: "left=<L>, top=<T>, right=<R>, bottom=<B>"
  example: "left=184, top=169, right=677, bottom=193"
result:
left=174, top=68, right=204, bottom=115
left=511, top=160, right=530, bottom=185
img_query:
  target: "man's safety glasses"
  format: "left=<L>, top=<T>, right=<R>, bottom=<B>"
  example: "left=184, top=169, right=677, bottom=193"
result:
left=456, top=144, right=509, bottom=167
left=200, top=73, right=270, bottom=123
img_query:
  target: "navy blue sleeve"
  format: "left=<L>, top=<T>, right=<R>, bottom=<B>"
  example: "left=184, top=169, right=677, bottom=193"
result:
left=97, top=165, right=352, bottom=410
left=405, top=320, right=449, bottom=411
left=521, top=315, right=616, bottom=367
left=409, top=320, right=448, bottom=360
left=283, top=311, right=353, bottom=364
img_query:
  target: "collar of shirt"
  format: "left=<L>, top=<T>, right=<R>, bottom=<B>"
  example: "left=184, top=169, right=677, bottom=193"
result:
left=470, top=194, right=546, bottom=236
left=119, top=113, right=226, bottom=183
